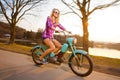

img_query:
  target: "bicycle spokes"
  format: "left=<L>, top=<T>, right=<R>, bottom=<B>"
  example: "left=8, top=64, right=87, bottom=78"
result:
left=69, top=53, right=93, bottom=77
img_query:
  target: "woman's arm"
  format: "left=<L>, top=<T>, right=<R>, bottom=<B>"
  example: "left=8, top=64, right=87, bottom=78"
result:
left=58, top=23, right=71, bottom=33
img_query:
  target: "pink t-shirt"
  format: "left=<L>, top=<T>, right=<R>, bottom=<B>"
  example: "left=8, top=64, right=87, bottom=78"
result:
left=42, top=16, right=65, bottom=39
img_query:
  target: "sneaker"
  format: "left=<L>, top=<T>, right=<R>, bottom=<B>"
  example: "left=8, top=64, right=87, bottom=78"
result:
left=39, top=58, right=48, bottom=64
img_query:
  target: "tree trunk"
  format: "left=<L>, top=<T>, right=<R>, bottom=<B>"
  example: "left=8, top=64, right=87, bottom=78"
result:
left=82, top=17, right=89, bottom=52
left=9, top=23, right=16, bottom=44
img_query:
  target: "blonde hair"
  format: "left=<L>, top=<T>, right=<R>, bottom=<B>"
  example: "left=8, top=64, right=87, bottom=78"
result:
left=50, top=8, right=60, bottom=25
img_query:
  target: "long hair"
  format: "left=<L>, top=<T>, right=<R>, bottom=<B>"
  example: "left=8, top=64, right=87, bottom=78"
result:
left=50, top=8, right=60, bottom=25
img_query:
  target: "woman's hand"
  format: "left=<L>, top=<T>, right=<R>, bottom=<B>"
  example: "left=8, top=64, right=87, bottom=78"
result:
left=68, top=31, right=72, bottom=34
left=65, top=30, right=72, bottom=34
left=55, top=29, right=61, bottom=33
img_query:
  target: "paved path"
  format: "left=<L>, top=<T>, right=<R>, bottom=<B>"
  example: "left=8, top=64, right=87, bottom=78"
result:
left=0, top=49, right=120, bottom=80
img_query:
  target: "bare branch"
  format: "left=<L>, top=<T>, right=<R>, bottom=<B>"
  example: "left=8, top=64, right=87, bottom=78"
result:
left=72, top=0, right=77, bottom=4
left=0, top=1, right=11, bottom=24
left=61, top=0, right=120, bottom=17
left=61, top=11, right=73, bottom=15
left=97, top=0, right=120, bottom=9
left=16, top=5, right=33, bottom=23
left=3, top=0, right=12, bottom=9
left=76, top=0, right=82, bottom=9
left=69, top=4, right=79, bottom=11
left=16, top=0, right=42, bottom=23
left=18, top=1, right=30, bottom=14
left=61, top=0, right=82, bottom=18
left=25, top=13, right=38, bottom=17
left=87, top=0, right=90, bottom=14
left=61, top=11, right=82, bottom=19
left=11, top=0, right=15, bottom=17
left=88, top=0, right=120, bottom=16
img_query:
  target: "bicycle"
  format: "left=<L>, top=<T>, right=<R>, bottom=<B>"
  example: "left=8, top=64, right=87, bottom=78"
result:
left=31, top=31, right=93, bottom=77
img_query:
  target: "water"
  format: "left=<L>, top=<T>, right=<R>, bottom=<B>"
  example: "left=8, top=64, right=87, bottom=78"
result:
left=89, top=48, right=120, bottom=59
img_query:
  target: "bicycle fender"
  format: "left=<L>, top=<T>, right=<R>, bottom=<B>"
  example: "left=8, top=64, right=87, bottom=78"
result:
left=75, top=50, right=87, bottom=55
left=31, top=45, right=41, bottom=52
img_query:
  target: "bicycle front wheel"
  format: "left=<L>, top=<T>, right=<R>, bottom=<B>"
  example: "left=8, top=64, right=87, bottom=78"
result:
left=69, top=53, right=93, bottom=77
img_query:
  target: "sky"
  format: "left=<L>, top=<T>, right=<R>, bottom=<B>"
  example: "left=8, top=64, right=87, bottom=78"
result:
left=17, top=0, right=120, bottom=43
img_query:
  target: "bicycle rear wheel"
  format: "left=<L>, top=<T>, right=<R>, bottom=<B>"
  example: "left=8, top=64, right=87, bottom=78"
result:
left=69, top=53, right=93, bottom=77
left=32, top=48, right=43, bottom=65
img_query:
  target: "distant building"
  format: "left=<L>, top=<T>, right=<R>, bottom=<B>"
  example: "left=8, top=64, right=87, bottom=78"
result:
left=4, top=34, right=11, bottom=38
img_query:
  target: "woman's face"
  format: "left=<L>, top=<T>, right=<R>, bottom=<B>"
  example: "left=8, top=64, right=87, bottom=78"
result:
left=53, top=9, right=59, bottom=18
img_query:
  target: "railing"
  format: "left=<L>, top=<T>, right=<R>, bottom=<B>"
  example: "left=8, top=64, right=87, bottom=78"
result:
left=0, top=38, right=37, bottom=46
left=0, top=38, right=32, bottom=42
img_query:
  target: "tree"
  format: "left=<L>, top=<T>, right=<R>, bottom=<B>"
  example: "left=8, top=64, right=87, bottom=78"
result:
left=0, top=0, right=44, bottom=44
left=61, top=0, right=120, bottom=52
left=26, top=30, right=36, bottom=40
left=36, top=28, right=43, bottom=39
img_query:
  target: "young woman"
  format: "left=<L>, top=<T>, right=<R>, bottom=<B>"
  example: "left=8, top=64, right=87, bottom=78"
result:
left=40, top=8, right=70, bottom=64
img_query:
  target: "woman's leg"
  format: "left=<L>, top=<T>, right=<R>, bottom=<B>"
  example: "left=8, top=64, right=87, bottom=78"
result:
left=40, top=38, right=55, bottom=60
left=52, top=39, right=62, bottom=55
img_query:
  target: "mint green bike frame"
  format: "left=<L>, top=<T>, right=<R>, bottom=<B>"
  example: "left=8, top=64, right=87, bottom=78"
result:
left=31, top=37, right=87, bottom=59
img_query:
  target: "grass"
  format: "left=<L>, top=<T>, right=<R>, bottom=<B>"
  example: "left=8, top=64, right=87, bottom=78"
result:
left=0, top=42, right=120, bottom=76
left=0, top=43, right=32, bottom=55
left=91, top=55, right=120, bottom=69
left=90, top=55, right=120, bottom=76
